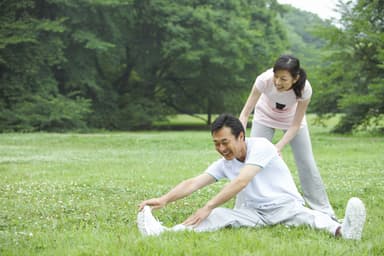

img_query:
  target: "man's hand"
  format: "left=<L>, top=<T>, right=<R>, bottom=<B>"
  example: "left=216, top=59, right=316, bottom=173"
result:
left=138, top=197, right=166, bottom=211
left=182, top=206, right=213, bottom=227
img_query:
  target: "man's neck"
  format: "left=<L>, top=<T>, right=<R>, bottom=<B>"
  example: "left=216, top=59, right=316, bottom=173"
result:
left=236, top=142, right=247, bottom=162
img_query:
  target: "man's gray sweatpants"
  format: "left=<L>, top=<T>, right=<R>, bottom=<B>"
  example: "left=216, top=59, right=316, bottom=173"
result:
left=172, top=198, right=340, bottom=235
left=250, top=121, right=336, bottom=218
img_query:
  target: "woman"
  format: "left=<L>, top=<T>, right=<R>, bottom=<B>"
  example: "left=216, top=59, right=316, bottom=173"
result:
left=239, top=54, right=336, bottom=219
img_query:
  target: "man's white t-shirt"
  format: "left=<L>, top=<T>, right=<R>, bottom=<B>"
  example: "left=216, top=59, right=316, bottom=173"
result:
left=205, top=137, right=304, bottom=209
left=253, top=68, right=312, bottom=129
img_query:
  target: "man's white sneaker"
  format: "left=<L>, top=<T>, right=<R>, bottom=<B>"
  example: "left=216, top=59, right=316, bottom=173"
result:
left=341, top=197, right=366, bottom=240
left=137, top=206, right=167, bottom=236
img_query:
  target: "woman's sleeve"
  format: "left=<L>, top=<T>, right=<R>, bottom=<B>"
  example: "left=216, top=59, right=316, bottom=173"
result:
left=254, top=68, right=272, bottom=93
left=300, top=80, right=313, bottom=101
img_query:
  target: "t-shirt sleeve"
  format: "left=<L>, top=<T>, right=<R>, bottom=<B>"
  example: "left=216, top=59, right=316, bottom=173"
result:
left=299, top=80, right=312, bottom=101
left=204, top=159, right=225, bottom=181
left=254, top=68, right=273, bottom=93
left=246, top=138, right=277, bottom=168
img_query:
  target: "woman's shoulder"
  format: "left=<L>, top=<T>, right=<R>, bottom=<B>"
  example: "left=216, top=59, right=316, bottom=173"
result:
left=301, top=80, right=312, bottom=99
left=255, top=68, right=274, bottom=90
left=258, top=68, right=274, bottom=80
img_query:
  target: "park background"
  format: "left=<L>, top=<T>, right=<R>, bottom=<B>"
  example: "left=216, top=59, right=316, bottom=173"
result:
left=1, top=0, right=383, bottom=255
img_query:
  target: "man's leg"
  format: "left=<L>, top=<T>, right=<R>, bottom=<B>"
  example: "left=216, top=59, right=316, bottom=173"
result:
left=138, top=206, right=267, bottom=236
left=289, top=126, right=336, bottom=219
left=138, top=199, right=365, bottom=239
left=192, top=207, right=266, bottom=232
left=281, top=202, right=340, bottom=235
left=280, top=198, right=365, bottom=240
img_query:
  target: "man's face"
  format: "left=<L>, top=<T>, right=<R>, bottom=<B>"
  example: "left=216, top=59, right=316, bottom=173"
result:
left=212, top=126, right=245, bottom=161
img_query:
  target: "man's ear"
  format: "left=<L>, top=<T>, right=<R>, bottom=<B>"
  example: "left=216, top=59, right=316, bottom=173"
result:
left=239, top=131, right=245, bottom=140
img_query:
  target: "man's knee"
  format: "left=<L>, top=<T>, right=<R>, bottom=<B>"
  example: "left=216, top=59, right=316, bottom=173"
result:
left=208, top=207, right=228, bottom=219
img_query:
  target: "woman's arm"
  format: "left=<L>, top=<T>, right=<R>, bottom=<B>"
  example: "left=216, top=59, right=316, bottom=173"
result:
left=239, top=85, right=261, bottom=130
left=275, top=99, right=310, bottom=153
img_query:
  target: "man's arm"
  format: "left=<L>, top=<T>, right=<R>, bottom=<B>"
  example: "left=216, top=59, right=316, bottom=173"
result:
left=183, top=164, right=261, bottom=226
left=138, top=173, right=216, bottom=211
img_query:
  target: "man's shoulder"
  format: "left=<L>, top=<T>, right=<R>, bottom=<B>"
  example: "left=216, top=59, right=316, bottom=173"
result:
left=246, top=137, right=272, bottom=146
left=246, top=137, right=275, bottom=154
left=208, top=157, right=231, bottom=169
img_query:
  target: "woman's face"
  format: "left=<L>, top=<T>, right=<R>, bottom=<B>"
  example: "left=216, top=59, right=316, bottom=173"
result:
left=273, top=70, right=299, bottom=92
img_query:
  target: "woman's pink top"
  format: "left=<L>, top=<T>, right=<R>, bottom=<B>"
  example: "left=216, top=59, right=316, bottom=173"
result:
left=252, top=68, right=312, bottom=129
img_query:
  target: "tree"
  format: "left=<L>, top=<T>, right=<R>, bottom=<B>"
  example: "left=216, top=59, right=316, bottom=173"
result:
left=278, top=5, right=328, bottom=71
left=141, top=0, right=288, bottom=124
left=0, top=0, right=290, bottom=131
left=311, top=0, right=384, bottom=133
left=0, top=0, right=93, bottom=131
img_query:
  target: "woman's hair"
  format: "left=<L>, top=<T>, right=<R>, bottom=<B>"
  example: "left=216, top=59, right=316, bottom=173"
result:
left=211, top=114, right=245, bottom=140
left=273, top=54, right=307, bottom=98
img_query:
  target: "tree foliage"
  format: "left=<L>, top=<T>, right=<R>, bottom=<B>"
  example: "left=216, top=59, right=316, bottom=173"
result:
left=2, top=0, right=381, bottom=133
left=278, top=5, right=328, bottom=73
left=0, top=0, right=92, bottom=131
left=311, top=0, right=384, bottom=133
left=0, top=0, right=288, bottom=131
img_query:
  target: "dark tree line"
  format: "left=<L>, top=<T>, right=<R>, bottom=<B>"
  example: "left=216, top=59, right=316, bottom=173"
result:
left=0, top=0, right=287, bottom=131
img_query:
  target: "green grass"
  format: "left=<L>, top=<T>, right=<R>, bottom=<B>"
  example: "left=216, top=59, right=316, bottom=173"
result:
left=1, top=122, right=384, bottom=255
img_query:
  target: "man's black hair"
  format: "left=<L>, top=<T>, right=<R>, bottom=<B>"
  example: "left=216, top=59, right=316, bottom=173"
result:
left=211, top=114, right=245, bottom=140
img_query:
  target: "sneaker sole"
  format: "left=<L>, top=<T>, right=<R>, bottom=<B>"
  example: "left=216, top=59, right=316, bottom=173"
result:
left=137, top=207, right=149, bottom=236
left=342, top=197, right=366, bottom=240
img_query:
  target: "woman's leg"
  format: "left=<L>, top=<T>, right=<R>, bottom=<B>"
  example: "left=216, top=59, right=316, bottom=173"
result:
left=250, top=122, right=275, bottom=141
left=289, top=126, right=336, bottom=219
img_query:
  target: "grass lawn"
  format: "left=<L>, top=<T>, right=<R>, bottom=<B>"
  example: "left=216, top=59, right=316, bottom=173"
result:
left=1, top=118, right=383, bottom=255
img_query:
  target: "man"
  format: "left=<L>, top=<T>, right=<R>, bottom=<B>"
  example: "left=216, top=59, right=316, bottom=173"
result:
left=137, top=114, right=366, bottom=239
